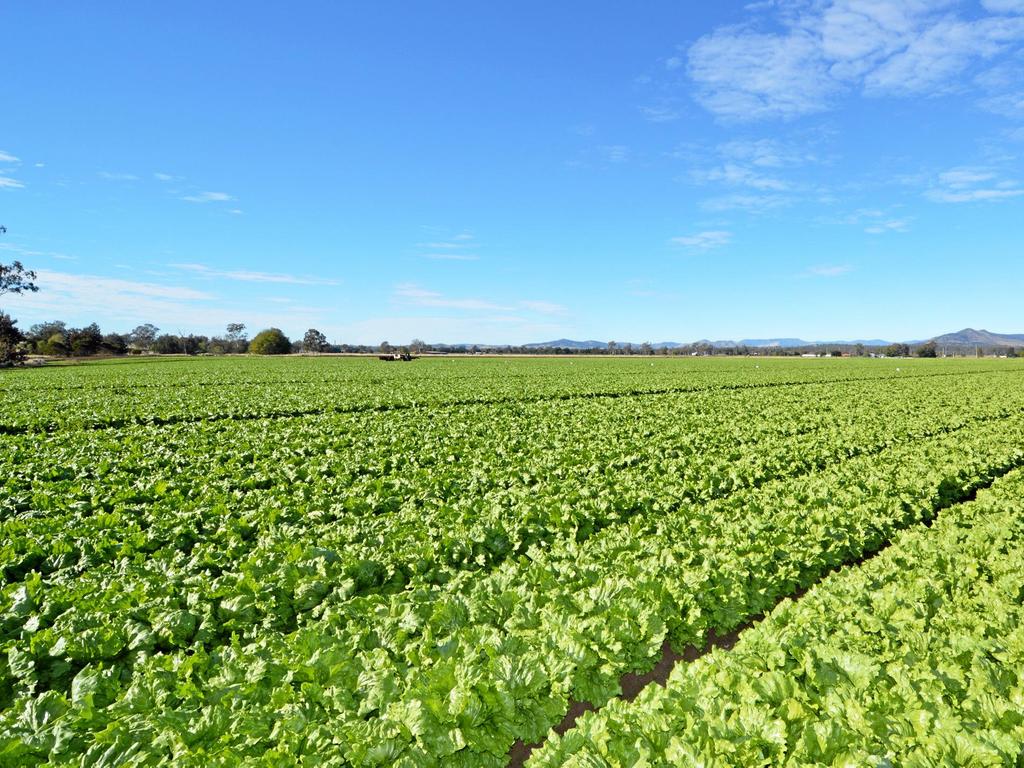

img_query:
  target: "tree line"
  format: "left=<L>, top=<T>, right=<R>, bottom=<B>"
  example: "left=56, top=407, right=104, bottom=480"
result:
left=0, top=240, right=1016, bottom=365
left=0, top=320, right=349, bottom=364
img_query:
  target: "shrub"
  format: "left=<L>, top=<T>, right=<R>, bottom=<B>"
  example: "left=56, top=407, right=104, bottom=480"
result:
left=249, top=328, right=292, bottom=355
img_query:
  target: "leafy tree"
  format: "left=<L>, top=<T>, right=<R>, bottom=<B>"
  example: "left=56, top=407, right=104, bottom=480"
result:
left=226, top=323, right=247, bottom=353
left=853, top=343, right=866, bottom=357
left=101, top=333, right=129, bottom=355
left=915, top=340, right=938, bottom=358
left=409, top=338, right=426, bottom=354
left=640, top=342, right=652, bottom=355
left=152, top=334, right=183, bottom=354
left=129, top=324, right=160, bottom=351
left=0, top=312, right=28, bottom=367
left=68, top=323, right=103, bottom=356
left=303, top=328, right=328, bottom=353
left=249, top=328, right=291, bottom=355
left=1007, top=347, right=1018, bottom=358
left=0, top=226, right=40, bottom=299
left=379, top=340, right=392, bottom=354
left=180, top=334, right=207, bottom=355
left=27, top=321, right=67, bottom=352
left=607, top=340, right=617, bottom=353
left=38, top=332, right=68, bottom=356
left=884, top=343, right=910, bottom=357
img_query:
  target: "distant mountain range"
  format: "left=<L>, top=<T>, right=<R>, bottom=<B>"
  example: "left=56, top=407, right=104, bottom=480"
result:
left=524, top=329, right=1024, bottom=350
left=930, top=328, right=1024, bottom=347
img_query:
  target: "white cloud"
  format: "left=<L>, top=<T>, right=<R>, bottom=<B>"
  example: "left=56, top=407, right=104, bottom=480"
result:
left=600, top=145, right=630, bottom=163
left=717, top=138, right=805, bottom=167
left=688, top=27, right=837, bottom=120
left=695, top=163, right=790, bottom=190
left=926, top=166, right=1023, bottom=202
left=701, top=193, right=790, bottom=212
left=98, top=171, right=139, bottom=181
left=0, top=151, right=19, bottom=163
left=983, top=0, right=1024, bottom=13
left=182, top=191, right=234, bottom=203
left=337, top=314, right=568, bottom=346
left=686, top=1, right=1024, bottom=120
left=928, top=187, right=1023, bottom=201
left=171, top=262, right=340, bottom=285
left=154, top=172, right=179, bottom=181
left=8, top=269, right=211, bottom=303
left=418, top=232, right=479, bottom=260
left=393, top=283, right=508, bottom=311
left=520, top=300, right=568, bottom=315
left=3, top=269, right=330, bottom=336
left=0, top=176, right=25, bottom=189
left=807, top=264, right=852, bottom=276
left=864, top=16, right=1024, bottom=94
left=639, top=103, right=682, bottom=122
left=671, top=230, right=733, bottom=250
left=865, top=218, right=910, bottom=234
left=419, top=241, right=475, bottom=250
left=423, top=253, right=479, bottom=261
left=0, top=242, right=76, bottom=261
left=391, top=284, right=565, bottom=316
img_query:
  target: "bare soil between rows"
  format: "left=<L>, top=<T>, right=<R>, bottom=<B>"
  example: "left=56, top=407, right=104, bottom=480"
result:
left=503, top=469, right=991, bottom=767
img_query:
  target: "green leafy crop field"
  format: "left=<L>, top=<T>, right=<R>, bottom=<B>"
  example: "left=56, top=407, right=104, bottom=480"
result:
left=2, top=356, right=1023, bottom=766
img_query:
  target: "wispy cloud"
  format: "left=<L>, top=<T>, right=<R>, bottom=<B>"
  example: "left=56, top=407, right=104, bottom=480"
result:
left=394, top=283, right=508, bottom=311
left=171, top=262, right=339, bottom=285
left=639, top=101, right=682, bottom=122
left=864, top=218, right=910, bottom=234
left=689, top=27, right=836, bottom=120
left=983, top=0, right=1024, bottom=12
left=98, top=171, right=139, bottom=181
left=843, top=208, right=911, bottom=234
left=0, top=149, right=24, bottom=186
left=417, top=231, right=480, bottom=261
left=686, top=1, right=1024, bottom=121
left=520, top=300, right=568, bottom=315
left=926, top=166, right=1024, bottom=202
left=717, top=137, right=818, bottom=168
left=806, top=264, right=852, bottom=277
left=599, top=145, right=630, bottom=163
left=393, top=284, right=566, bottom=315
left=693, top=163, right=789, bottom=190
left=701, top=193, right=789, bottom=212
left=671, top=230, right=733, bottom=250
left=14, top=269, right=213, bottom=302
left=423, top=253, right=479, bottom=261
left=182, top=191, right=234, bottom=203
left=154, top=172, right=181, bottom=182
left=3, top=269, right=330, bottom=335
left=0, top=242, right=77, bottom=261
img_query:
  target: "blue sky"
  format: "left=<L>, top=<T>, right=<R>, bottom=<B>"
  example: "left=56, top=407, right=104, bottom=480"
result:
left=2, top=0, right=1023, bottom=344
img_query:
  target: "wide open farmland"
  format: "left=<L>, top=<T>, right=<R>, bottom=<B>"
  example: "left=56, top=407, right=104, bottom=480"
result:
left=2, top=356, right=1024, bottom=766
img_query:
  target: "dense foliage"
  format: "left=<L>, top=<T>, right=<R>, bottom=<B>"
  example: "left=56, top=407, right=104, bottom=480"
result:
left=1, top=357, right=1023, bottom=765
left=248, top=328, right=292, bottom=355
left=529, top=469, right=1024, bottom=766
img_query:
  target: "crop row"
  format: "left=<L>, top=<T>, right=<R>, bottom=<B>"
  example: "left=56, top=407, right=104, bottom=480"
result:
left=3, top=405, right=1024, bottom=764
left=0, top=357, right=1016, bottom=432
left=528, top=467, right=1024, bottom=767
left=4, top=373, right=1023, bottom=602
